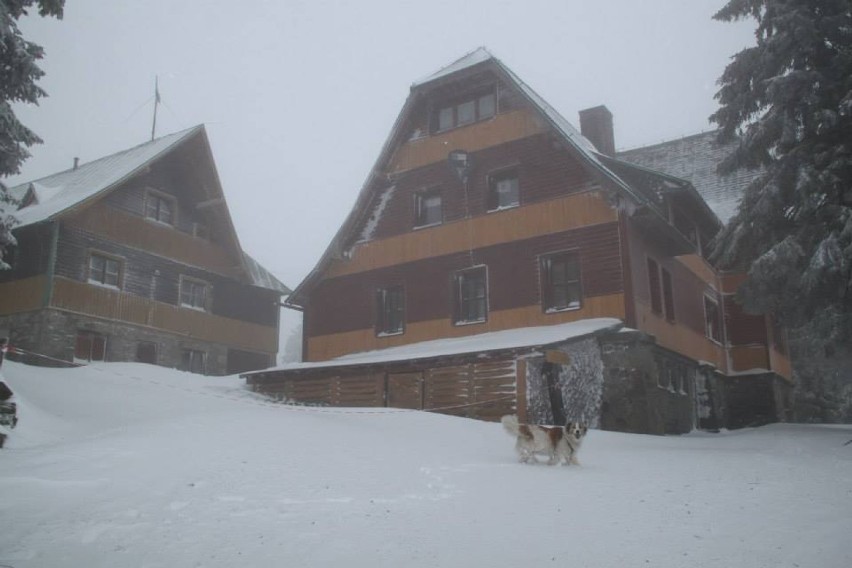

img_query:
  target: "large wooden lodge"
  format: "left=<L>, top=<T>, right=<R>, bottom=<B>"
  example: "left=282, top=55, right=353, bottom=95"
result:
left=1, top=126, right=289, bottom=375
left=242, top=48, right=789, bottom=433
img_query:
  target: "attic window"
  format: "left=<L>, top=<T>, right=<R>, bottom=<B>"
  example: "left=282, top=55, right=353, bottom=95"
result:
left=145, top=190, right=176, bottom=226
left=487, top=168, right=519, bottom=211
left=434, top=88, right=496, bottom=132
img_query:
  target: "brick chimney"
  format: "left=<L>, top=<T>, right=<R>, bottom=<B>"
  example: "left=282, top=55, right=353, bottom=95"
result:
left=578, top=105, right=615, bottom=155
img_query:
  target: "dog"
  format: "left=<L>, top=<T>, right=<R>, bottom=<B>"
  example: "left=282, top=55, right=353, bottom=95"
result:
left=501, top=414, right=587, bottom=466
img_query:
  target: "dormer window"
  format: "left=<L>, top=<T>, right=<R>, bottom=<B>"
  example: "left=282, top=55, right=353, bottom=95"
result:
left=434, top=89, right=496, bottom=132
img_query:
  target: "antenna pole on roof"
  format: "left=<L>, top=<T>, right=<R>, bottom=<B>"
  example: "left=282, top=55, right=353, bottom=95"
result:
left=151, top=75, right=161, bottom=141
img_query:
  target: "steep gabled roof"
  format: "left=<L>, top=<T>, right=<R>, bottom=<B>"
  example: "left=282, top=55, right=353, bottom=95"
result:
left=287, top=48, right=657, bottom=308
left=7, top=126, right=289, bottom=294
left=617, top=130, right=759, bottom=225
left=7, top=126, right=203, bottom=228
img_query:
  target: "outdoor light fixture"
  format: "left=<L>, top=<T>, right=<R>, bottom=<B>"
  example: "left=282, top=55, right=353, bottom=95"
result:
left=448, top=149, right=472, bottom=184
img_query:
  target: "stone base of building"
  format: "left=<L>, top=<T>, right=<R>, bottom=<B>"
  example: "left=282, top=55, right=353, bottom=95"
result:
left=0, top=308, right=272, bottom=376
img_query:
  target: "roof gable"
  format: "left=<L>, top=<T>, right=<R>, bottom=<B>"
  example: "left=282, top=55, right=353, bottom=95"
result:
left=287, top=49, right=656, bottom=307
left=7, top=126, right=288, bottom=294
left=7, top=126, right=203, bottom=228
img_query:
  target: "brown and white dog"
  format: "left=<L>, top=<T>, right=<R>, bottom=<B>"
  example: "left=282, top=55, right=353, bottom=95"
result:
left=501, top=414, right=588, bottom=466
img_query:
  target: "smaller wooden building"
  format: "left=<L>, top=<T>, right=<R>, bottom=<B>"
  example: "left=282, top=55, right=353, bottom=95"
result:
left=1, top=126, right=289, bottom=374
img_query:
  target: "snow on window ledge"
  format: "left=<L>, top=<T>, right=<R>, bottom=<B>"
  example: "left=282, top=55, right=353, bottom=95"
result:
left=544, top=304, right=581, bottom=314
left=453, top=318, right=486, bottom=327
left=376, top=330, right=404, bottom=338
left=87, top=280, right=120, bottom=291
left=180, top=303, right=207, bottom=313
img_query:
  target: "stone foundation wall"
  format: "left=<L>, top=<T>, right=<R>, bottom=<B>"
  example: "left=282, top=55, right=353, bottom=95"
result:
left=0, top=308, right=260, bottom=375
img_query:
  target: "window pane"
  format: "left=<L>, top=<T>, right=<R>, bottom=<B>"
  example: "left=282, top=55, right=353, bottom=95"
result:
left=159, top=198, right=173, bottom=224
left=543, top=253, right=581, bottom=311
left=495, top=177, right=519, bottom=208
left=438, top=107, right=454, bottom=130
left=455, top=268, right=487, bottom=323
left=479, top=93, right=496, bottom=118
left=417, top=193, right=442, bottom=226
left=457, top=100, right=475, bottom=125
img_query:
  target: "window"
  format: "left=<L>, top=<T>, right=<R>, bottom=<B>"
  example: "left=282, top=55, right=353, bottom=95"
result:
left=136, top=342, right=157, bottom=365
left=414, top=189, right=442, bottom=228
left=181, top=349, right=206, bottom=374
left=75, top=331, right=106, bottom=362
left=541, top=252, right=581, bottom=312
left=145, top=191, right=176, bottom=225
left=704, top=294, right=722, bottom=343
left=661, top=267, right=675, bottom=322
left=453, top=266, right=487, bottom=324
left=434, top=89, right=497, bottom=132
left=376, top=286, right=405, bottom=336
left=88, top=252, right=122, bottom=288
left=180, top=277, right=209, bottom=311
left=488, top=169, right=519, bottom=211
left=647, top=258, right=662, bottom=315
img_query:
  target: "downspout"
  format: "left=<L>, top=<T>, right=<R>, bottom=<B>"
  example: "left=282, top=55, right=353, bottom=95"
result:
left=41, top=220, right=60, bottom=307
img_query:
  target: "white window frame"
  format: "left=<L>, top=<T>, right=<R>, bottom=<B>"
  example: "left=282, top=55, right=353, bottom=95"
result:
left=179, top=275, right=211, bottom=312
left=87, top=251, right=123, bottom=289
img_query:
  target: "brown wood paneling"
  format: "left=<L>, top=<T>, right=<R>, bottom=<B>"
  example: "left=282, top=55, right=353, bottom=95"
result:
left=387, top=372, right=423, bottom=409
left=366, top=135, right=600, bottom=245
left=388, top=109, right=547, bottom=173
left=471, top=359, right=516, bottom=421
left=65, top=203, right=241, bottom=278
left=425, top=365, right=472, bottom=416
left=0, top=275, right=46, bottom=315
left=723, top=295, right=768, bottom=346
left=310, top=221, right=622, bottom=338
left=50, top=277, right=277, bottom=353
left=288, top=376, right=333, bottom=405
left=331, top=190, right=616, bottom=279
left=516, top=358, right=528, bottom=422
left=729, top=345, right=770, bottom=373
left=332, top=373, right=385, bottom=407
left=305, top=294, right=624, bottom=361
left=720, top=271, right=748, bottom=294
left=635, top=300, right=727, bottom=371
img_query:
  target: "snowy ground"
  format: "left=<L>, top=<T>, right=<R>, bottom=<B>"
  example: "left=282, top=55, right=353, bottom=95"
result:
left=0, top=360, right=850, bottom=568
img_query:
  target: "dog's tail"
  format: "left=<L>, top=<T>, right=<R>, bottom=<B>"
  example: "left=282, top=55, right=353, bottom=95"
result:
left=501, top=414, right=521, bottom=437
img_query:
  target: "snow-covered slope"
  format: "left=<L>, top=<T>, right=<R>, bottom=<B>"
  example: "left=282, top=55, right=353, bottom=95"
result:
left=0, top=361, right=850, bottom=568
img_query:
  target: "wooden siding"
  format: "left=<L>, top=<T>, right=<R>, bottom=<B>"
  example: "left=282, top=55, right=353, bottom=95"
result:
left=367, top=133, right=598, bottom=244
left=729, top=345, right=770, bottom=373
left=56, top=221, right=277, bottom=327
left=723, top=295, right=768, bottom=346
left=246, top=358, right=517, bottom=421
left=0, top=275, right=46, bottom=315
left=306, top=293, right=624, bottom=361
left=50, top=277, right=277, bottom=353
left=626, top=219, right=724, bottom=349
left=331, top=190, right=616, bottom=279
left=635, top=300, right=727, bottom=370
left=65, top=202, right=241, bottom=278
left=309, top=222, right=623, bottom=339
left=1, top=223, right=54, bottom=284
left=388, top=109, right=547, bottom=174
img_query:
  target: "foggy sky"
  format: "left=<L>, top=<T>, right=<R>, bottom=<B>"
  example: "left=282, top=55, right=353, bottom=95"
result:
left=7, top=0, right=755, bottom=338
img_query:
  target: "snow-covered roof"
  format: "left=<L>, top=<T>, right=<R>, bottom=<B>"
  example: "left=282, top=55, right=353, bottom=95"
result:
left=6, top=126, right=289, bottom=294
left=6, top=126, right=202, bottom=228
left=242, top=252, right=291, bottom=294
left=617, top=130, right=759, bottom=224
left=412, top=47, right=493, bottom=87
left=247, top=318, right=623, bottom=375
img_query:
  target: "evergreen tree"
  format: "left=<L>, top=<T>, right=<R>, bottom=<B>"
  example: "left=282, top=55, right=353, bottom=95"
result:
left=710, top=0, right=852, bottom=349
left=0, top=0, right=64, bottom=268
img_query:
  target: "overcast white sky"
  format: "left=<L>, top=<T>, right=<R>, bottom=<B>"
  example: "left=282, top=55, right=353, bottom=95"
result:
left=8, top=0, right=755, bottom=341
